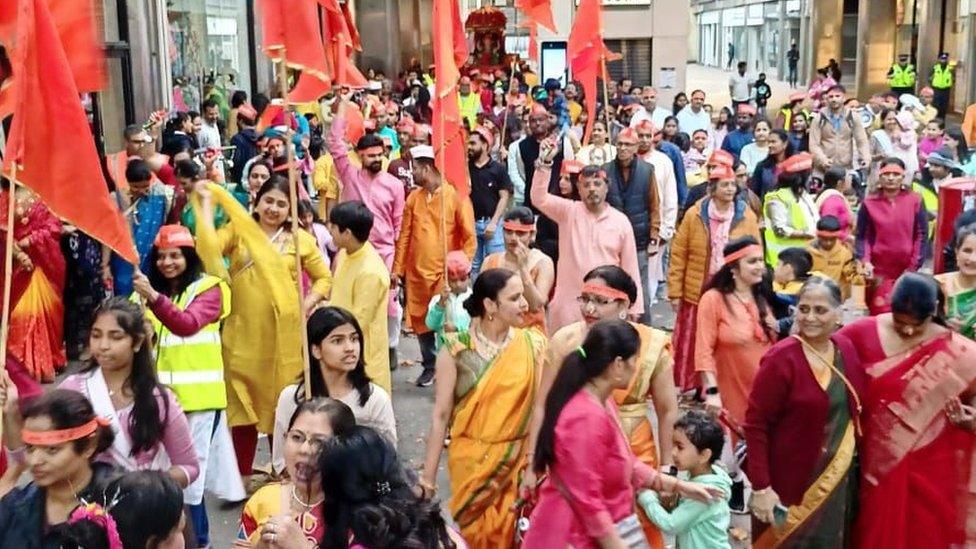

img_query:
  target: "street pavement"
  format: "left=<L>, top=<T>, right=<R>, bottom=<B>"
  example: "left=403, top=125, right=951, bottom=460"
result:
left=684, top=63, right=797, bottom=118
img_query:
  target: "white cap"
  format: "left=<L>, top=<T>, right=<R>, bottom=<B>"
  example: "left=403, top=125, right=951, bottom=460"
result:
left=366, top=80, right=382, bottom=91
left=899, top=93, right=923, bottom=111
left=410, top=145, right=435, bottom=161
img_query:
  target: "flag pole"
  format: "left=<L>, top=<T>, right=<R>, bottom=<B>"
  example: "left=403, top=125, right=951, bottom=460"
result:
left=599, top=54, right=612, bottom=147
left=276, top=57, right=313, bottom=400
left=500, top=59, right=517, bottom=155
left=0, top=168, right=18, bottom=439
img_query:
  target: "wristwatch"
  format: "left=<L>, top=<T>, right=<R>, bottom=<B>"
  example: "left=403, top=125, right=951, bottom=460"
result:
left=661, top=464, right=678, bottom=476
left=704, top=386, right=720, bottom=396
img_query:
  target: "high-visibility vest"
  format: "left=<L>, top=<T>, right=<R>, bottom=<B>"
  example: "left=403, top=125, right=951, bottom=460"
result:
left=889, top=63, right=916, bottom=88
left=458, top=92, right=480, bottom=127
left=911, top=182, right=938, bottom=238
left=106, top=151, right=130, bottom=191
left=763, top=187, right=813, bottom=266
left=932, top=64, right=953, bottom=89
left=146, top=275, right=231, bottom=412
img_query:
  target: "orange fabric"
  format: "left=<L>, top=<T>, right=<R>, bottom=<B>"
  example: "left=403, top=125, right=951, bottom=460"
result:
left=105, top=151, right=129, bottom=191
left=515, top=0, right=556, bottom=33
left=2, top=0, right=136, bottom=264
left=259, top=0, right=328, bottom=83
left=482, top=253, right=547, bottom=334
left=694, top=289, right=774, bottom=428
left=667, top=200, right=762, bottom=305
left=432, top=0, right=470, bottom=198
left=392, top=185, right=476, bottom=334
left=568, top=0, right=617, bottom=145
left=288, top=71, right=330, bottom=103
left=318, top=0, right=367, bottom=88
left=962, top=104, right=976, bottom=148
left=47, top=0, right=104, bottom=92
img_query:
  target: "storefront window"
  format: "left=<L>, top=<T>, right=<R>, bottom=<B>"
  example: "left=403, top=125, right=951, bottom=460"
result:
left=167, top=0, right=252, bottom=115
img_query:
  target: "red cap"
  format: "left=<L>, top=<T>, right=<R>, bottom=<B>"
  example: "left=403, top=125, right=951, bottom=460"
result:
left=154, top=225, right=195, bottom=249
left=789, top=92, right=807, bottom=103
left=708, top=164, right=736, bottom=182
left=708, top=149, right=735, bottom=168
left=237, top=103, right=258, bottom=122
left=616, top=127, right=639, bottom=144
left=634, top=120, right=656, bottom=134
left=736, top=103, right=757, bottom=116
left=396, top=117, right=416, bottom=132
left=472, top=125, right=494, bottom=148
left=446, top=251, right=472, bottom=279
left=777, top=152, right=814, bottom=174
left=560, top=159, right=585, bottom=176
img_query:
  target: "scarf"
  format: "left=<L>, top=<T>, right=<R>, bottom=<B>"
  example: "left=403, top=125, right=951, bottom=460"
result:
left=707, top=199, right=734, bottom=277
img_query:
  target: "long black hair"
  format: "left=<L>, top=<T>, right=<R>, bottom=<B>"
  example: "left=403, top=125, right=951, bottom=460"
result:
left=22, top=389, right=115, bottom=456
left=105, top=471, right=184, bottom=549
left=318, top=426, right=455, bottom=549
left=297, top=307, right=373, bottom=407
left=146, top=245, right=204, bottom=298
left=890, top=272, right=947, bottom=327
left=702, top=236, right=776, bottom=342
left=534, top=319, right=640, bottom=474
left=83, top=297, right=168, bottom=454
left=946, top=127, right=972, bottom=164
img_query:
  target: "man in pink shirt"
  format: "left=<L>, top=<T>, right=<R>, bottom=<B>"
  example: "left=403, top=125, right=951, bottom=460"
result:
left=327, top=106, right=406, bottom=370
left=532, top=139, right=644, bottom=331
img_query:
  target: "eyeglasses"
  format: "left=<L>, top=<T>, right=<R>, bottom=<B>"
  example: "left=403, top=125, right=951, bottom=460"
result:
left=576, top=294, right=618, bottom=308
left=286, top=429, right=329, bottom=452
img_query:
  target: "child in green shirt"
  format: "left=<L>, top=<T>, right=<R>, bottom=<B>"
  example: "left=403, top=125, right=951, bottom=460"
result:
left=638, top=411, right=732, bottom=549
left=425, top=251, right=473, bottom=350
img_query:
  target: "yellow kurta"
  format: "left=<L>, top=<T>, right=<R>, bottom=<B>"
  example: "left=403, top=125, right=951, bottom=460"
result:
left=330, top=242, right=392, bottom=394
left=313, top=151, right=391, bottom=220
left=392, top=184, right=476, bottom=334
left=446, top=328, right=546, bottom=548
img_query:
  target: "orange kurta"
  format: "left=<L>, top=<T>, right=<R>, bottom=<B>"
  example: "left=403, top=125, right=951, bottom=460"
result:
left=392, top=183, right=476, bottom=334
left=694, top=289, right=774, bottom=429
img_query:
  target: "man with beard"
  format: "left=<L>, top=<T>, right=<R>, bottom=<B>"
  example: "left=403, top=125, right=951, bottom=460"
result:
left=809, top=84, right=870, bottom=178
left=532, top=139, right=644, bottom=332
left=328, top=105, right=406, bottom=377
left=468, top=125, right=512, bottom=276
left=604, top=128, right=660, bottom=324
left=508, top=103, right=564, bottom=260
left=721, top=103, right=757, bottom=159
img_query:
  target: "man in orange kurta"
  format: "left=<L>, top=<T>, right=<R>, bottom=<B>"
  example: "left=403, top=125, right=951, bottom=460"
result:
left=392, top=145, right=476, bottom=387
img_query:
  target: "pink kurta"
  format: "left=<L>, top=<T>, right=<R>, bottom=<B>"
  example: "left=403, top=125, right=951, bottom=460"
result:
left=530, top=169, right=643, bottom=331
left=524, top=391, right=657, bottom=548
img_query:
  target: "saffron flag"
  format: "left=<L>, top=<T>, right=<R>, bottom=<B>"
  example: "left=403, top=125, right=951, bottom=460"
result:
left=431, top=0, right=470, bottom=197
left=568, top=0, right=614, bottom=145
left=318, top=0, right=367, bottom=88
left=514, top=0, right=556, bottom=33
left=2, top=0, right=136, bottom=263
left=259, top=0, right=329, bottom=82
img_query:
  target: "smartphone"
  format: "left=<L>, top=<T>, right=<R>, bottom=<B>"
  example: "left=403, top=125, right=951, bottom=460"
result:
left=540, top=41, right=569, bottom=87
left=773, top=504, right=789, bottom=526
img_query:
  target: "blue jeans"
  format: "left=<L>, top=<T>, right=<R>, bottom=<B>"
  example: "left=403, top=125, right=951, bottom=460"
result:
left=472, top=218, right=506, bottom=277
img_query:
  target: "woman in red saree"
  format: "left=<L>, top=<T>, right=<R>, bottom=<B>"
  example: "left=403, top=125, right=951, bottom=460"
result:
left=838, top=273, right=976, bottom=548
left=0, top=186, right=66, bottom=382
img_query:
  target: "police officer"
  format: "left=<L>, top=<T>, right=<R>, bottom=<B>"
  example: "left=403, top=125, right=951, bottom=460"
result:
left=887, top=53, right=917, bottom=96
left=930, top=52, right=956, bottom=118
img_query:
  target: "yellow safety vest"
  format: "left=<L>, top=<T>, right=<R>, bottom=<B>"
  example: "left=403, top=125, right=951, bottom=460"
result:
left=146, top=275, right=231, bottom=412
left=763, top=187, right=812, bottom=266
left=911, top=182, right=938, bottom=238
left=889, top=63, right=916, bottom=88
left=932, top=64, right=953, bottom=89
left=458, top=92, right=480, bottom=127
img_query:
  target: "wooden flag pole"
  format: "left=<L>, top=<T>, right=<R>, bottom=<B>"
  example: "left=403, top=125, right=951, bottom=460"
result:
left=500, top=59, right=517, bottom=154
left=0, top=169, right=19, bottom=439
left=600, top=54, right=613, bottom=145
left=276, top=58, right=313, bottom=400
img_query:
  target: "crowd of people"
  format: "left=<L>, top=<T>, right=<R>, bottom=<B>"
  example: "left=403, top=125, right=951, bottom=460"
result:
left=1, top=54, right=976, bottom=549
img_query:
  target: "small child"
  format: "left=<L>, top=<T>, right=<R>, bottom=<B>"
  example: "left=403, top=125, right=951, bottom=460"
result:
left=684, top=129, right=711, bottom=186
left=918, top=118, right=945, bottom=168
left=806, top=216, right=861, bottom=299
left=425, top=251, right=473, bottom=350
left=638, top=411, right=731, bottom=549
left=772, top=247, right=812, bottom=336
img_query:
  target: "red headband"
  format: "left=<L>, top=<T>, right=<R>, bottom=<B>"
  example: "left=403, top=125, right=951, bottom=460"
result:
left=22, top=417, right=110, bottom=446
left=503, top=221, right=534, bottom=232
left=879, top=164, right=906, bottom=176
left=722, top=244, right=763, bottom=266
left=581, top=283, right=630, bottom=302
left=817, top=230, right=842, bottom=238
left=358, top=145, right=386, bottom=155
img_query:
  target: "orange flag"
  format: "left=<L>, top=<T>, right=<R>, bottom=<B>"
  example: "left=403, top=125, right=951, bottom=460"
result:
left=431, top=0, right=469, bottom=198
left=2, top=0, right=136, bottom=263
left=259, top=0, right=329, bottom=82
left=568, top=0, right=614, bottom=145
left=515, top=0, right=556, bottom=33
left=318, top=0, right=367, bottom=88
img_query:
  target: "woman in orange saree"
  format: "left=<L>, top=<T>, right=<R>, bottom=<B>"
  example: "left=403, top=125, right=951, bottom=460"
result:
left=0, top=186, right=65, bottom=382
left=420, top=268, right=545, bottom=548
left=838, top=273, right=976, bottom=549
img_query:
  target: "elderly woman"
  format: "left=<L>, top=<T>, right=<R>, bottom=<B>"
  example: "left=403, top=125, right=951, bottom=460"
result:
left=745, top=276, right=864, bottom=546
left=668, top=164, right=762, bottom=390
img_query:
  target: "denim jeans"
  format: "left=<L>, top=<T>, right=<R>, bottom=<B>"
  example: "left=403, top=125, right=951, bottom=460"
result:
left=472, top=218, right=506, bottom=277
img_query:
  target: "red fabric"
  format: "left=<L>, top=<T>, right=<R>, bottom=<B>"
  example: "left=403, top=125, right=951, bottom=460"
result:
left=319, top=0, right=367, bottom=88
left=743, top=335, right=864, bottom=503
left=670, top=302, right=699, bottom=390
left=5, top=355, right=43, bottom=405
left=257, top=103, right=284, bottom=133
left=432, top=0, right=470, bottom=198
left=288, top=71, right=331, bottom=103
left=852, top=333, right=976, bottom=549
left=515, top=0, right=556, bottom=33
left=46, top=0, right=104, bottom=92
left=568, top=0, right=613, bottom=145
left=2, top=0, right=136, bottom=264
left=232, top=424, right=259, bottom=476
left=259, top=0, right=328, bottom=82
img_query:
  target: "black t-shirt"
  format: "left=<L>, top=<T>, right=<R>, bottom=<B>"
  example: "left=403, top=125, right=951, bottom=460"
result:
left=469, top=159, right=513, bottom=219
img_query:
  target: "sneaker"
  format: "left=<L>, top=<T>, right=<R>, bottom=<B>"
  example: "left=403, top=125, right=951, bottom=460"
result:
left=415, top=368, right=435, bottom=387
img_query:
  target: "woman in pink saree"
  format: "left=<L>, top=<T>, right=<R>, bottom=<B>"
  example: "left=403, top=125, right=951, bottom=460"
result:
left=838, top=273, right=976, bottom=548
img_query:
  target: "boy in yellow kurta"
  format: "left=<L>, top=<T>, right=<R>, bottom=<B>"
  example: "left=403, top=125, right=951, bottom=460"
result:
left=327, top=201, right=392, bottom=393
left=392, top=146, right=476, bottom=387
left=806, top=215, right=862, bottom=299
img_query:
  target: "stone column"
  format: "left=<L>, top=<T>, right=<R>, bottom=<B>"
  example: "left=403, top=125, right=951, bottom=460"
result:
left=854, top=0, right=898, bottom=98
left=915, top=0, right=945, bottom=93
left=353, top=0, right=403, bottom=75
left=809, top=0, right=843, bottom=81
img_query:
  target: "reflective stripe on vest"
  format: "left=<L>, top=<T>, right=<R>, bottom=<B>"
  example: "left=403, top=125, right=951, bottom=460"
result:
left=763, top=188, right=811, bottom=265
left=932, top=64, right=953, bottom=89
left=889, top=64, right=916, bottom=88
left=149, top=275, right=230, bottom=411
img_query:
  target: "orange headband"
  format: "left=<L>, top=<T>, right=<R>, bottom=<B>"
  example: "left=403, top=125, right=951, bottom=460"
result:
left=503, top=221, right=534, bottom=232
left=879, top=164, right=905, bottom=176
left=22, top=417, right=110, bottom=446
left=359, top=146, right=385, bottom=155
left=817, top=230, right=842, bottom=238
left=581, top=282, right=630, bottom=302
left=722, top=244, right=763, bottom=266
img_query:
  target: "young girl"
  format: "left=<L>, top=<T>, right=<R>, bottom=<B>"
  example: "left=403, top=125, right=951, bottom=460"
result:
left=918, top=118, right=945, bottom=168
left=425, top=251, right=474, bottom=350
left=739, top=119, right=771, bottom=173
left=685, top=129, right=712, bottom=186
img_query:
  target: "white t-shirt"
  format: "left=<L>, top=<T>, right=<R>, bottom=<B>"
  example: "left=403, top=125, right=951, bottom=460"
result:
left=729, top=72, right=753, bottom=102
left=676, top=106, right=712, bottom=136
left=271, top=382, right=397, bottom=474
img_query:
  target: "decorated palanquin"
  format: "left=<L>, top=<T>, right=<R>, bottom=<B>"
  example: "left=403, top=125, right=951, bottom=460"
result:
left=464, top=6, right=515, bottom=72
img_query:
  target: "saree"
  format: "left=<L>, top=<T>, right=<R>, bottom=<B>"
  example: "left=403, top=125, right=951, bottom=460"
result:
left=937, top=272, right=976, bottom=340
left=854, top=333, right=976, bottom=549
left=109, top=185, right=170, bottom=296
left=754, top=354, right=858, bottom=548
left=446, top=328, right=545, bottom=548
left=670, top=302, right=699, bottom=391
left=0, top=193, right=66, bottom=382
